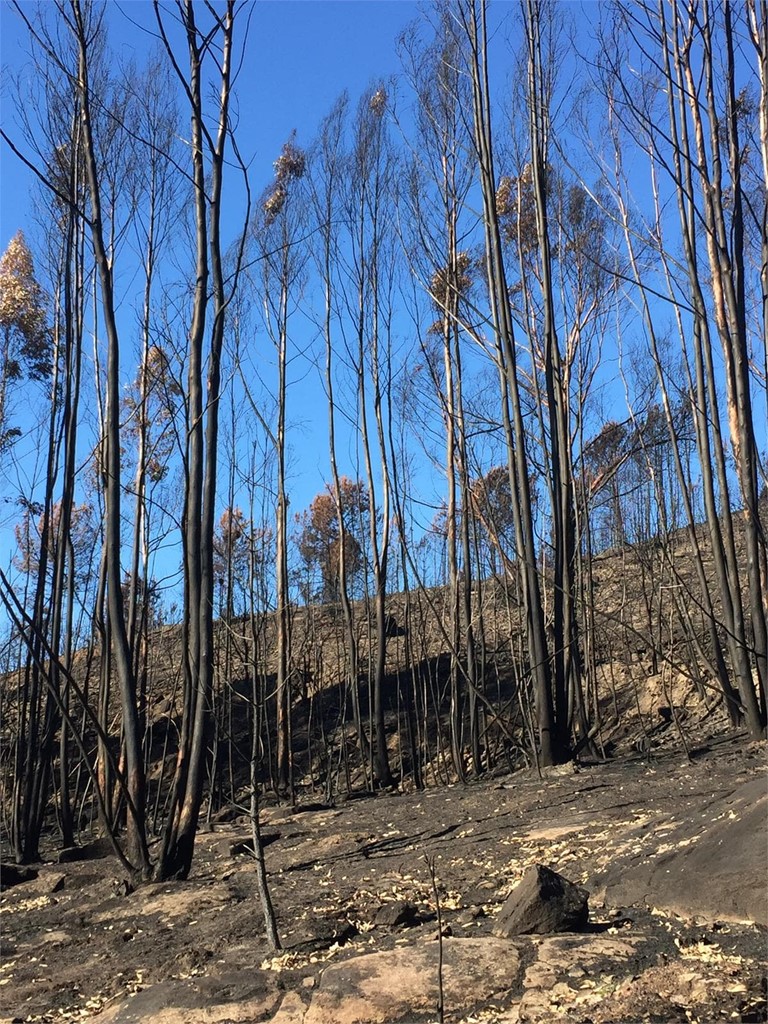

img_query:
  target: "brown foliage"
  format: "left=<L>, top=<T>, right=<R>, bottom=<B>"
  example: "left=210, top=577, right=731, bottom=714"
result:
left=0, top=231, right=51, bottom=382
left=296, top=477, right=369, bottom=602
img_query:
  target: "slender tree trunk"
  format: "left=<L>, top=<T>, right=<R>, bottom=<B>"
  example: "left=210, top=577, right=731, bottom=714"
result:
left=73, top=0, right=150, bottom=873
left=461, top=0, right=557, bottom=764
left=157, top=0, right=238, bottom=878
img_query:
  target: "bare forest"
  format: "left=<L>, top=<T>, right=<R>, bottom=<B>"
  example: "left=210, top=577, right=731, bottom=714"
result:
left=0, top=3, right=766, bottom=1012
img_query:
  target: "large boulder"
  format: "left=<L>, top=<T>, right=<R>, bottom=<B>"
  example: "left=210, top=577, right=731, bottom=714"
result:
left=591, top=776, right=768, bottom=926
left=493, top=864, right=590, bottom=936
left=303, top=937, right=522, bottom=1024
left=98, top=971, right=281, bottom=1024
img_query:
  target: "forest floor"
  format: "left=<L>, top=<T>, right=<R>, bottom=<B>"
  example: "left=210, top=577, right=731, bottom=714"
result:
left=1, top=731, right=766, bottom=1024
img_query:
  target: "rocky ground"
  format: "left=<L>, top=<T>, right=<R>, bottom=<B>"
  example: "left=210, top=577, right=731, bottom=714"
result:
left=1, top=733, right=766, bottom=1024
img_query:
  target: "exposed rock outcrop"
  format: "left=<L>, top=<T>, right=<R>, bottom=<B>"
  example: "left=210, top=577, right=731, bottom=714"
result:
left=493, top=864, right=590, bottom=936
left=302, top=937, right=522, bottom=1024
left=591, top=776, right=768, bottom=927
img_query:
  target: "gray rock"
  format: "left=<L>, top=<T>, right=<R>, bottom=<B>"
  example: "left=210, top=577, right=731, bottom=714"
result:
left=210, top=803, right=241, bottom=823
left=215, top=835, right=254, bottom=858
left=465, top=879, right=497, bottom=899
left=289, top=916, right=359, bottom=948
left=493, top=864, right=590, bottom=936
left=591, top=776, right=768, bottom=926
left=215, top=832, right=280, bottom=858
left=58, top=846, right=86, bottom=864
left=0, top=863, right=38, bottom=890
left=57, top=837, right=114, bottom=863
left=457, top=905, right=486, bottom=927
left=375, top=898, right=419, bottom=927
left=102, top=971, right=280, bottom=1024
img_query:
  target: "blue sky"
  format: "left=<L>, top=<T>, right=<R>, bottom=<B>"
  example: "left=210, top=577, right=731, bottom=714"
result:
left=0, top=5, right=424, bottom=486
left=1, top=1, right=422, bottom=250
left=2, top=1, right=762, bottom=615
left=0, top=0, right=454, bottom=607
